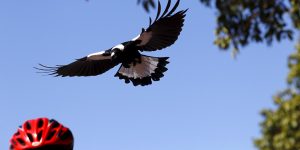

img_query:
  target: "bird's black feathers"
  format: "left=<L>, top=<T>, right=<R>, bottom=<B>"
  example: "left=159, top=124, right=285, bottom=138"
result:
left=35, top=0, right=186, bottom=86
left=35, top=58, right=118, bottom=77
left=136, top=0, right=187, bottom=51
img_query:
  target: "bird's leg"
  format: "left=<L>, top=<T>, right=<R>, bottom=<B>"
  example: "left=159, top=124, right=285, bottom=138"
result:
left=135, top=50, right=142, bottom=64
left=130, top=56, right=142, bottom=67
left=131, top=50, right=142, bottom=66
left=135, top=57, right=142, bottom=64
left=123, top=63, right=130, bottom=68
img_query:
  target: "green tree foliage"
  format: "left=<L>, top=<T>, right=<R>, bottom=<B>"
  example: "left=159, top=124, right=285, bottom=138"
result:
left=139, top=0, right=300, bottom=54
left=137, top=0, right=300, bottom=149
left=255, top=43, right=300, bottom=150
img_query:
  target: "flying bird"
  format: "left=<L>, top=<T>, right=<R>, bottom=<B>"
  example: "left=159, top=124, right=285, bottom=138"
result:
left=36, top=0, right=187, bottom=86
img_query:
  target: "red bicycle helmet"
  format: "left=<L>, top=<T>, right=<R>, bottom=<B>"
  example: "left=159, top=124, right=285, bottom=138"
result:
left=10, top=118, right=74, bottom=150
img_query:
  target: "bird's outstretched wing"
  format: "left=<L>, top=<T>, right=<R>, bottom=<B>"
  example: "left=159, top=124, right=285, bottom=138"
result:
left=132, top=0, right=187, bottom=51
left=35, top=50, right=119, bottom=77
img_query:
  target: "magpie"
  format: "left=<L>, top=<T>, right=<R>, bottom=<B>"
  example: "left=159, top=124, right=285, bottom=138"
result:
left=36, top=0, right=187, bottom=86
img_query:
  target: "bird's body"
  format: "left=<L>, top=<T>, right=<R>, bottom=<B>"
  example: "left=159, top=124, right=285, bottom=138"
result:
left=36, top=0, right=187, bottom=86
left=111, top=41, right=142, bottom=68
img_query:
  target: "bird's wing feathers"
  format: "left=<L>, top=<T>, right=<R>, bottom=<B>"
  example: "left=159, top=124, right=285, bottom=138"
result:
left=133, top=0, right=187, bottom=51
left=35, top=50, right=119, bottom=77
left=35, top=0, right=187, bottom=86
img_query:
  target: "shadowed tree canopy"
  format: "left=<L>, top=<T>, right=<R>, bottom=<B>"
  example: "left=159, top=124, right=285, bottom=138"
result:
left=138, top=0, right=300, bottom=54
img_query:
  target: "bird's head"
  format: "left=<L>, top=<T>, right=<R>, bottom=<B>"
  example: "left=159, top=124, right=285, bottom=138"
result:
left=111, top=44, right=125, bottom=57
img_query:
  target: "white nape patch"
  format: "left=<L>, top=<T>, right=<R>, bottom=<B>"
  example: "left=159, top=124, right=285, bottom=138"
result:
left=119, top=56, right=159, bottom=79
left=87, top=51, right=110, bottom=61
left=132, top=32, right=152, bottom=46
left=112, top=44, right=125, bottom=51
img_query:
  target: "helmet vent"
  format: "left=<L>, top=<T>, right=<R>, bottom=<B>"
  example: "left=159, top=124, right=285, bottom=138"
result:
left=25, top=122, right=31, bottom=130
left=38, top=119, right=44, bottom=128
left=46, top=131, right=56, bottom=141
left=27, top=133, right=34, bottom=142
left=14, top=131, right=20, bottom=136
left=51, top=120, right=59, bottom=128
left=16, top=138, right=25, bottom=146
left=37, top=131, right=43, bottom=141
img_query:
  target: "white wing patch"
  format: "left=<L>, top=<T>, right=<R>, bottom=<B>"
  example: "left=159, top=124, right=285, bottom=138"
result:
left=87, top=51, right=111, bottom=61
left=132, top=31, right=153, bottom=46
left=118, top=56, right=159, bottom=79
left=132, top=34, right=140, bottom=41
left=112, top=44, right=125, bottom=51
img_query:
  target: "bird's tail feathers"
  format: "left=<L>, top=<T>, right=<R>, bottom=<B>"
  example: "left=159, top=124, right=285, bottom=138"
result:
left=115, top=55, right=169, bottom=86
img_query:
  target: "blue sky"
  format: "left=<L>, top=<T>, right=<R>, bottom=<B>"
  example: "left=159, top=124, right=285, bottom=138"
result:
left=0, top=0, right=295, bottom=150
